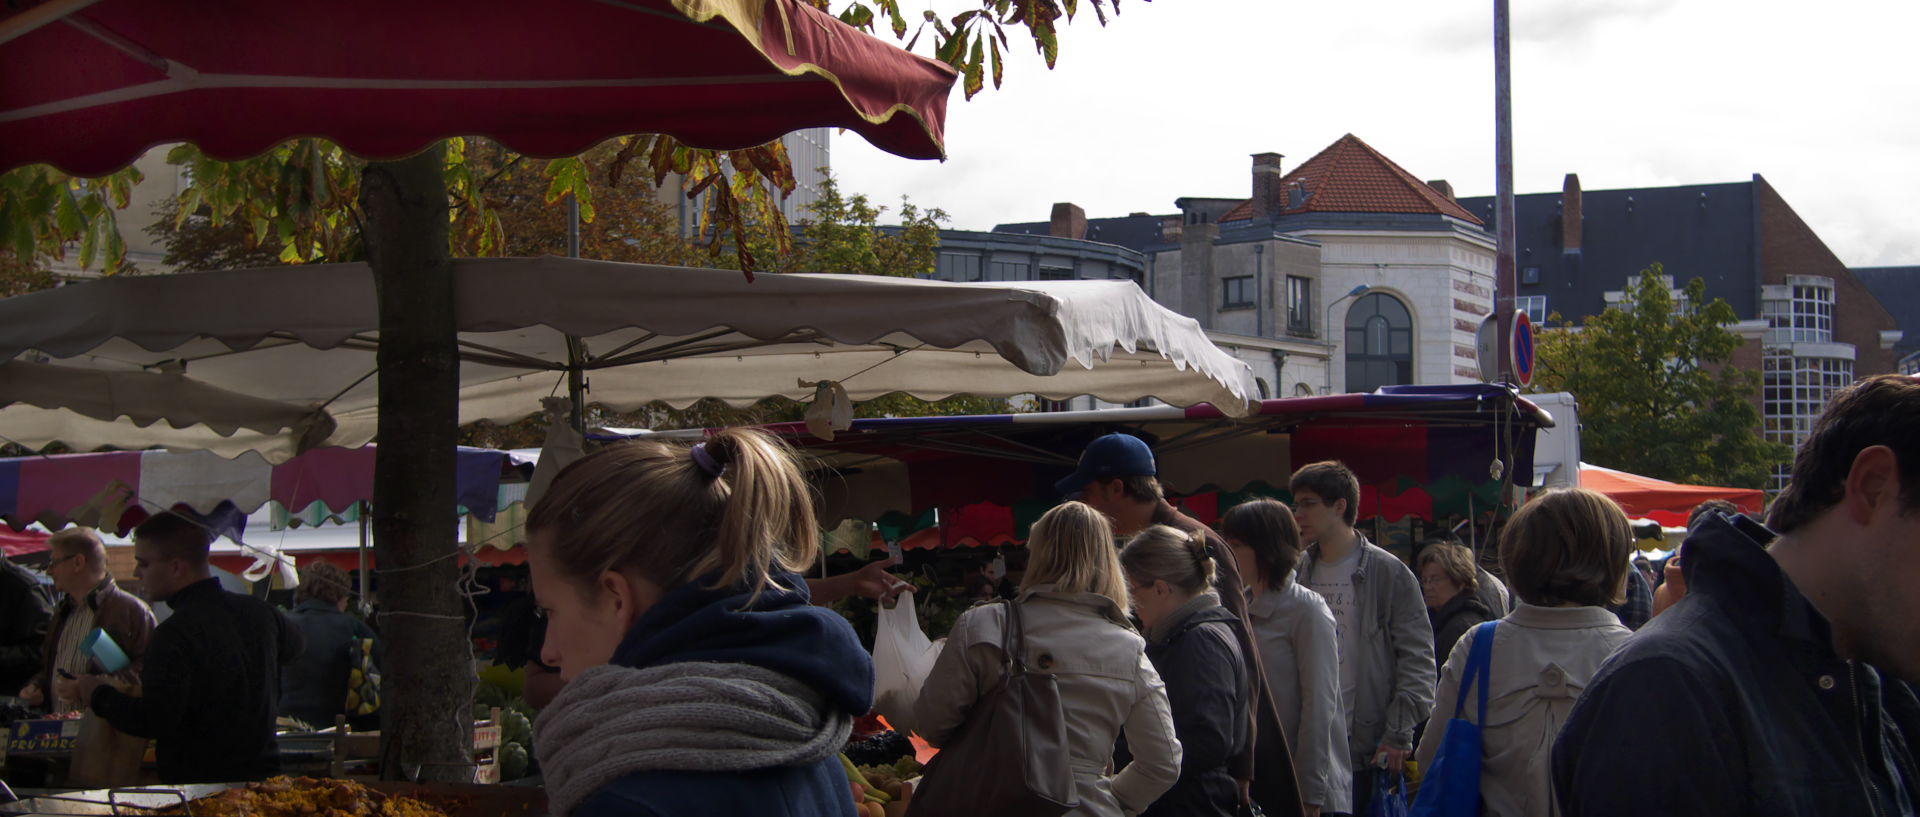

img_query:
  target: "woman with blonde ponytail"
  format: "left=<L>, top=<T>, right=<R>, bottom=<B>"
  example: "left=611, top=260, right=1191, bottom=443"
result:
left=523, top=428, right=872, bottom=817
left=1119, top=526, right=1251, bottom=817
left=915, top=502, right=1182, bottom=817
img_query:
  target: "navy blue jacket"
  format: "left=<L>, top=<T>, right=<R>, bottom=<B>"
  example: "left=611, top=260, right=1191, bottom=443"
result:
left=1552, top=514, right=1920, bottom=816
left=573, top=573, right=873, bottom=817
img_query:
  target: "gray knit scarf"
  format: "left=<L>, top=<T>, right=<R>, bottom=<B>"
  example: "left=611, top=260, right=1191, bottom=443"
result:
left=533, top=661, right=853, bottom=815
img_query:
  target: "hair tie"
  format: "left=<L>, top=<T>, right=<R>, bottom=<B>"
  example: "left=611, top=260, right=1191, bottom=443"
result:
left=690, top=442, right=726, bottom=478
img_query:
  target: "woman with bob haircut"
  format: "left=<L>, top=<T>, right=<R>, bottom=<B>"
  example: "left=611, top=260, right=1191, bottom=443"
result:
left=524, top=428, right=874, bottom=817
left=1220, top=498, right=1348, bottom=817
left=916, top=502, right=1182, bottom=817
left=1414, top=488, right=1634, bottom=817
left=1118, top=525, right=1248, bottom=817
left=1416, top=542, right=1494, bottom=667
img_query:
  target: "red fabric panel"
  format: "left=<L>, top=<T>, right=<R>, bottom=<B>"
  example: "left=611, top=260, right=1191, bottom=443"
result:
left=0, top=0, right=954, bottom=175
left=1291, top=422, right=1431, bottom=486
left=17, top=452, right=141, bottom=526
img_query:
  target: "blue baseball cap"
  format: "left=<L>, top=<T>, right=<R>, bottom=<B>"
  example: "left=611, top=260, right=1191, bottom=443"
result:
left=1055, top=433, right=1157, bottom=498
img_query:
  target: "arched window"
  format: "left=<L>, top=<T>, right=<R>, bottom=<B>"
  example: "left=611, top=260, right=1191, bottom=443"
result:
left=1344, top=292, right=1412, bottom=393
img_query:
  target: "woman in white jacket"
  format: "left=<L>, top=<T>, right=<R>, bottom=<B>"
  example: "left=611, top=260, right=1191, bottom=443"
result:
left=1221, top=499, right=1349, bottom=817
left=915, top=502, right=1182, bottom=817
left=1413, top=488, right=1634, bottom=817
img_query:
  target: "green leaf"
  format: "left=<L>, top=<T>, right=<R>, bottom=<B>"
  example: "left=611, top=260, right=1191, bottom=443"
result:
left=55, top=188, right=85, bottom=237
left=839, top=4, right=874, bottom=30
left=1037, top=18, right=1059, bottom=67
left=990, top=37, right=1004, bottom=88
left=888, top=2, right=908, bottom=38
left=964, top=37, right=985, bottom=98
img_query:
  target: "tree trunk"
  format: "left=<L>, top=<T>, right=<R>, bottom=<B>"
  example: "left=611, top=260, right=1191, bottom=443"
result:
left=359, top=143, right=472, bottom=782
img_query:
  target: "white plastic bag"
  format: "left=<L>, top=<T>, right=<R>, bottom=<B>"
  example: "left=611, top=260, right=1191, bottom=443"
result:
left=871, top=592, right=942, bottom=733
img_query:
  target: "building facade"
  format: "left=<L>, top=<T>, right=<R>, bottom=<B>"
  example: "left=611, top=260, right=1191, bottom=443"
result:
left=998, top=134, right=1495, bottom=395
left=1459, top=176, right=1904, bottom=489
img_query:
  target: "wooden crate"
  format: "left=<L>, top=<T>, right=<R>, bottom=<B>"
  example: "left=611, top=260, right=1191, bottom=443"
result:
left=330, top=708, right=503, bottom=784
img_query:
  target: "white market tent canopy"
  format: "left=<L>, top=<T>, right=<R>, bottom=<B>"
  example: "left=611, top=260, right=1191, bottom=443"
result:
left=0, top=258, right=1257, bottom=462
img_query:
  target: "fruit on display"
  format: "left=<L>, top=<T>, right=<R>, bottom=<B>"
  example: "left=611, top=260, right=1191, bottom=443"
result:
left=842, top=729, right=913, bottom=767
left=500, top=742, right=530, bottom=781
left=499, top=709, right=533, bottom=748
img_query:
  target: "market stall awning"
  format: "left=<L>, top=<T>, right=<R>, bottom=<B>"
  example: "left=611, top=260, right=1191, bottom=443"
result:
left=0, top=446, right=517, bottom=533
left=598, top=384, right=1550, bottom=546
left=0, top=527, right=50, bottom=557
left=0, top=259, right=1257, bottom=462
left=1579, top=462, right=1765, bottom=527
left=0, top=0, right=957, bottom=174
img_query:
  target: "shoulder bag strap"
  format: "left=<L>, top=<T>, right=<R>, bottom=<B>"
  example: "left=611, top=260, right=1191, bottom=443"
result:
left=1002, top=598, right=1028, bottom=673
left=1453, top=620, right=1499, bottom=724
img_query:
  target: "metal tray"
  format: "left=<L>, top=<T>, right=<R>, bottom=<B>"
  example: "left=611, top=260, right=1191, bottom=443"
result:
left=0, top=781, right=546, bottom=817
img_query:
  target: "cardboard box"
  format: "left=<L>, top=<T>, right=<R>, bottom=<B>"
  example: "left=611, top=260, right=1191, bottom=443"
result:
left=6, top=717, right=83, bottom=756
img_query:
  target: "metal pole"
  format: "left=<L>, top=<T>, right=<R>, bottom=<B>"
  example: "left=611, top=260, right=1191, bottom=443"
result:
left=357, top=500, right=370, bottom=607
left=565, top=195, right=586, bottom=433
left=1494, top=0, right=1518, bottom=384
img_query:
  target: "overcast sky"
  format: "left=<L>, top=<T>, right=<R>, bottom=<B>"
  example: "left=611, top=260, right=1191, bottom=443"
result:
left=833, top=0, right=1919, bottom=267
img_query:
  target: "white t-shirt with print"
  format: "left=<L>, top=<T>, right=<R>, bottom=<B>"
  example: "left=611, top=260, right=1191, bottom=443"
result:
left=1306, top=547, right=1362, bottom=716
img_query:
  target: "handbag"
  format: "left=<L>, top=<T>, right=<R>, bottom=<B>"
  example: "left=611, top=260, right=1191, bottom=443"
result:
left=345, top=636, right=381, bottom=717
left=1409, top=620, right=1498, bottom=817
left=905, top=600, right=1079, bottom=817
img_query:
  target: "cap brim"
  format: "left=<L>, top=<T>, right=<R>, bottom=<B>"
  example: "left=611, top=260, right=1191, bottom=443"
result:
left=1054, top=468, right=1097, bottom=499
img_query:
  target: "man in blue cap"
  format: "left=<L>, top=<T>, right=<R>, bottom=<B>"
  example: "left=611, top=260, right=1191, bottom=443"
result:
left=1059, top=433, right=1305, bottom=817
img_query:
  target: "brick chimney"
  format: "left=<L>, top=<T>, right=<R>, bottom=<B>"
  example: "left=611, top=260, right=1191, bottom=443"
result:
left=1250, top=153, right=1285, bottom=220
left=1050, top=202, right=1087, bottom=240
left=1426, top=179, right=1454, bottom=200
left=1561, top=173, right=1582, bottom=252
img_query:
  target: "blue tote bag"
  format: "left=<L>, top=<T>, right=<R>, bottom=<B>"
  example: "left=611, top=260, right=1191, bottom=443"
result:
left=1409, top=620, right=1498, bottom=817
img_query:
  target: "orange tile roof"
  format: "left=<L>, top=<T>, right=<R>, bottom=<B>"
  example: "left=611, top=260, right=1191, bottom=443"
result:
left=1218, top=134, right=1483, bottom=225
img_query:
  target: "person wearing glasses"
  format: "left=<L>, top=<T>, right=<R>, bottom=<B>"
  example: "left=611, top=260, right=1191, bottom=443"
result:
left=1289, top=460, right=1435, bottom=815
left=1415, top=542, right=1494, bottom=668
left=18, top=527, right=153, bottom=714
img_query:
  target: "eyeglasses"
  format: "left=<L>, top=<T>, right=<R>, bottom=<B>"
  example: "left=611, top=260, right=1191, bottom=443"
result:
left=1420, top=575, right=1452, bottom=587
left=1290, top=498, right=1325, bottom=510
left=47, top=552, right=83, bottom=569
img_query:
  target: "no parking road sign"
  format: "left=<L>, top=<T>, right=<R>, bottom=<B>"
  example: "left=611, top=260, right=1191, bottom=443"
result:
left=1512, top=310, right=1535, bottom=387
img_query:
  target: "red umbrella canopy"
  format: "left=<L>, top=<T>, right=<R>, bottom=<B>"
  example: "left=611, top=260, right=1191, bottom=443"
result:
left=0, top=0, right=957, bottom=175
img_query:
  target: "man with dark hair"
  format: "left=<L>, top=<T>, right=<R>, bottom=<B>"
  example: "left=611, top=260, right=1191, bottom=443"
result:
left=1059, top=433, right=1305, bottom=816
left=1289, top=460, right=1434, bottom=814
left=1554, top=374, right=1920, bottom=816
left=57, top=511, right=302, bottom=784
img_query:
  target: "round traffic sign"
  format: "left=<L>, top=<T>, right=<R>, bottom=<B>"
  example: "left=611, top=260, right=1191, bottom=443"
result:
left=1512, top=310, right=1535, bottom=387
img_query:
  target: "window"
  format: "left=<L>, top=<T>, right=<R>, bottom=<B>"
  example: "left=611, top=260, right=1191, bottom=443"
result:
left=1344, top=292, right=1413, bottom=393
left=1286, top=276, right=1313, bottom=334
left=1222, top=276, right=1255, bottom=308
left=986, top=260, right=1031, bottom=282
left=1763, top=280, right=1835, bottom=344
left=1521, top=266, right=1541, bottom=285
left=1763, top=350, right=1854, bottom=490
left=1038, top=265, right=1074, bottom=280
left=936, top=253, right=982, bottom=281
left=1516, top=295, right=1548, bottom=324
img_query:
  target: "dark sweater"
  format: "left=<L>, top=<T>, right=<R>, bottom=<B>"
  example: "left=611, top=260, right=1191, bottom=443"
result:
left=0, top=557, right=53, bottom=693
left=279, top=599, right=378, bottom=728
left=1428, top=589, right=1493, bottom=668
left=91, top=578, right=302, bottom=783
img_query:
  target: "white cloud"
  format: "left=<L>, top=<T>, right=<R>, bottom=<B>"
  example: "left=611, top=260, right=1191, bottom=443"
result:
left=833, top=0, right=1920, bottom=266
